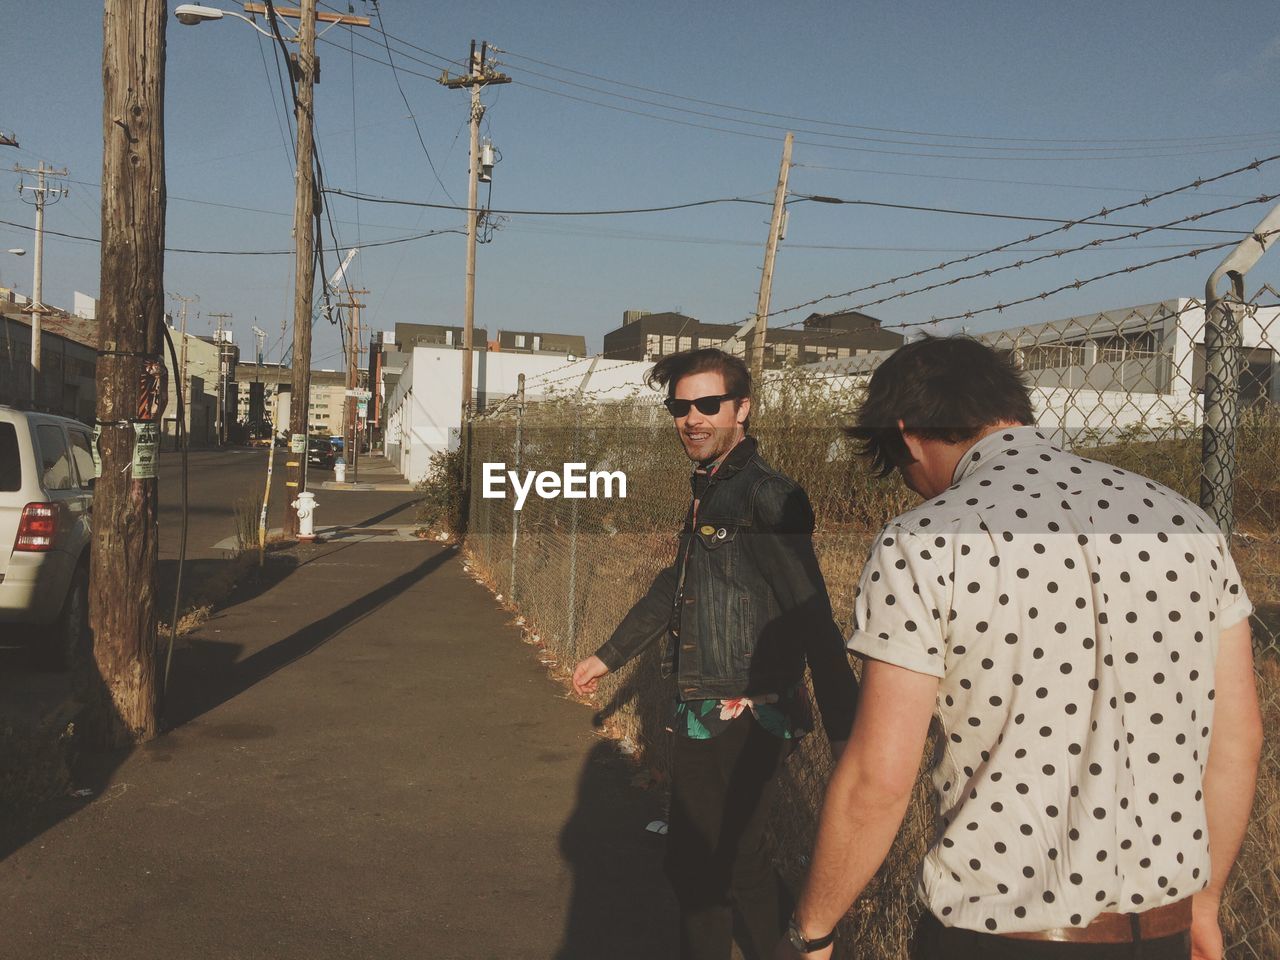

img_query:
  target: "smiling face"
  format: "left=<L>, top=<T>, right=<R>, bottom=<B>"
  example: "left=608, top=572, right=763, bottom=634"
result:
left=671, top=370, right=750, bottom=463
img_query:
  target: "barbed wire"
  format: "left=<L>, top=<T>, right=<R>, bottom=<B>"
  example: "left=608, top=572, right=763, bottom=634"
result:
left=762, top=152, right=1280, bottom=323
left=766, top=193, right=1280, bottom=336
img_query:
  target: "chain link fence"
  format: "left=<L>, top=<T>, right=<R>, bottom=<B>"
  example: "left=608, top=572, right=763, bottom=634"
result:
left=463, top=289, right=1279, bottom=957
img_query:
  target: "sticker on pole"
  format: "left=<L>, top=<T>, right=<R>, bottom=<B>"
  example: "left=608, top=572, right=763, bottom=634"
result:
left=290, top=433, right=307, bottom=454
left=132, top=422, right=159, bottom=478
left=91, top=425, right=103, bottom=478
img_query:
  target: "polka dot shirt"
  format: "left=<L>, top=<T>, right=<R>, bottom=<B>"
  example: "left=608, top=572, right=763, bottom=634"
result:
left=848, top=427, right=1253, bottom=934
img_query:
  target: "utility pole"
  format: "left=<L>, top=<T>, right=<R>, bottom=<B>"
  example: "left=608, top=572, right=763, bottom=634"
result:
left=169, top=292, right=197, bottom=438
left=209, top=312, right=232, bottom=446
left=90, top=0, right=166, bottom=746
left=748, top=132, right=793, bottom=382
left=15, top=160, right=69, bottom=406
left=440, top=41, right=510, bottom=430
left=283, top=0, right=319, bottom=535
left=337, top=289, right=368, bottom=480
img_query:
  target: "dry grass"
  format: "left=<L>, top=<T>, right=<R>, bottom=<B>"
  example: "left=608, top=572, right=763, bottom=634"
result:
left=463, top=394, right=1280, bottom=957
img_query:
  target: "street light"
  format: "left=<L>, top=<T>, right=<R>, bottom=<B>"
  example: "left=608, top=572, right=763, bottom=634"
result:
left=173, top=4, right=280, bottom=38
left=4, top=248, right=25, bottom=256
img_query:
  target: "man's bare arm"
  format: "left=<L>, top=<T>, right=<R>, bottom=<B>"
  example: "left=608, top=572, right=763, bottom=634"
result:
left=787, top=658, right=937, bottom=949
left=1192, top=618, right=1263, bottom=959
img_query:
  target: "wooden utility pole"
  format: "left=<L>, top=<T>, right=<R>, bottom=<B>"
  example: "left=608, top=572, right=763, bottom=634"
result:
left=15, top=160, right=69, bottom=406
left=440, top=42, right=510, bottom=430
left=748, top=132, right=793, bottom=381
left=337, top=290, right=368, bottom=480
left=283, top=0, right=319, bottom=536
left=169, top=293, right=197, bottom=438
left=91, top=0, right=167, bottom=746
left=272, top=0, right=371, bottom=536
left=209, top=311, right=232, bottom=445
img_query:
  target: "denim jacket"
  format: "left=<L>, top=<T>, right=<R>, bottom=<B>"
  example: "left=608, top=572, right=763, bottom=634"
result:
left=594, top=436, right=857, bottom=743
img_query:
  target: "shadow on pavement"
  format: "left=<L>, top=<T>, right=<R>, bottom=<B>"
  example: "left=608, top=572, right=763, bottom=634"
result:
left=161, top=545, right=453, bottom=729
left=556, top=740, right=678, bottom=959
left=0, top=544, right=450, bottom=864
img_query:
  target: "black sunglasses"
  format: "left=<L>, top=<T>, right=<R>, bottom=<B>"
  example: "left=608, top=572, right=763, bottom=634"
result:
left=663, top=393, right=738, bottom=418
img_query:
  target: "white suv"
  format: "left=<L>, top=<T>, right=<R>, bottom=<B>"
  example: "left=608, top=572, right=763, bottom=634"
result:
left=0, top=406, right=95, bottom=669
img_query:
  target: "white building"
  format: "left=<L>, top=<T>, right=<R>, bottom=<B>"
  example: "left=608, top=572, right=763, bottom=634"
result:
left=382, top=346, right=650, bottom=484
left=800, top=298, right=1279, bottom=445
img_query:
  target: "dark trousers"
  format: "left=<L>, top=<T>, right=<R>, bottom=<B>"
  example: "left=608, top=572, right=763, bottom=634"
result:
left=910, top=911, right=1191, bottom=960
left=665, top=713, right=793, bottom=960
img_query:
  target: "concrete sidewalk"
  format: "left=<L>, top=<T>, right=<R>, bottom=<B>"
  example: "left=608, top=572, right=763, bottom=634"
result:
left=1, top=527, right=674, bottom=958
left=320, top=453, right=414, bottom=492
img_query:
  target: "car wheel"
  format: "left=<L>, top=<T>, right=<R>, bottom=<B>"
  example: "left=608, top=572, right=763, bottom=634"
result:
left=45, top=564, right=91, bottom=672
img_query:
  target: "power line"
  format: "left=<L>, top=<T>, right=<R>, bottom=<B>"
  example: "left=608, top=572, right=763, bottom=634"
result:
left=791, top=163, right=1262, bottom=201
left=322, top=186, right=776, bottom=216
left=368, top=0, right=455, bottom=202
left=490, top=54, right=1280, bottom=156
left=0, top=215, right=463, bottom=254
left=493, top=46, right=1280, bottom=148
left=317, top=30, right=1279, bottom=163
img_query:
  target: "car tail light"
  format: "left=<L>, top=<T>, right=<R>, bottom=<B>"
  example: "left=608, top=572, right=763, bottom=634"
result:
left=15, top=502, right=57, bottom=552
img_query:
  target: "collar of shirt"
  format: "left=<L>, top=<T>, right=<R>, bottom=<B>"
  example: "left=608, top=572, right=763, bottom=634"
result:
left=950, top=425, right=1055, bottom=487
left=689, top=433, right=756, bottom=500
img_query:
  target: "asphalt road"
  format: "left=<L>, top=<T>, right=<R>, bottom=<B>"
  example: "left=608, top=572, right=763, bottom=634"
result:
left=1, top=449, right=421, bottom=720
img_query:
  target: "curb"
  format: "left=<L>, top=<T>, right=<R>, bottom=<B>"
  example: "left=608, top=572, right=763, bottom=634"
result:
left=319, top=481, right=414, bottom=492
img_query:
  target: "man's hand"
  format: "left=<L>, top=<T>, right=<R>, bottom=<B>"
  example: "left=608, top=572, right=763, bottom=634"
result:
left=1191, top=892, right=1224, bottom=960
left=571, top=655, right=610, bottom=697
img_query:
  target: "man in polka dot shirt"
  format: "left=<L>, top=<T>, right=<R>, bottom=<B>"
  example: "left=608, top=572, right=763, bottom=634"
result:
left=778, top=337, right=1262, bottom=960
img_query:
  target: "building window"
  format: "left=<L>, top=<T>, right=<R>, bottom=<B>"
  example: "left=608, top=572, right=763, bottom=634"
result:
left=678, top=336, right=692, bottom=352
left=662, top=335, right=676, bottom=354
left=515, top=334, right=526, bottom=348
left=1024, top=344, right=1087, bottom=371
left=646, top=334, right=661, bottom=356
left=532, top=335, right=542, bottom=351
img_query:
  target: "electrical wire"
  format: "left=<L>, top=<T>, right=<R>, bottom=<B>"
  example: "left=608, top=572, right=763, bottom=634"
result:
left=159, top=319, right=187, bottom=713
left=320, top=30, right=1280, bottom=163
left=791, top=163, right=1262, bottom=201
left=369, top=0, right=455, bottom=202
left=323, top=187, right=778, bottom=215
left=0, top=216, right=463, bottom=254
left=492, top=46, right=1280, bottom=148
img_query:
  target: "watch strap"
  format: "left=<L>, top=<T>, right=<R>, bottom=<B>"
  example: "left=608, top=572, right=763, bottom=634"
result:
left=788, top=915, right=837, bottom=952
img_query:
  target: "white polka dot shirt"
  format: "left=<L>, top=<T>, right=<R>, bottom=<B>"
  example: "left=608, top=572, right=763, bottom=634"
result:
left=848, top=427, right=1253, bottom=934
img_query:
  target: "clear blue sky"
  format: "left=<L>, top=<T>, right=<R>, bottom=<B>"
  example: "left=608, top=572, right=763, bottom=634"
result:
left=2, top=0, right=1278, bottom=368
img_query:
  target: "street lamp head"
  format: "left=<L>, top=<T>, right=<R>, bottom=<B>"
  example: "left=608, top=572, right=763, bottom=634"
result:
left=174, top=4, right=226, bottom=25
left=4, top=248, right=25, bottom=256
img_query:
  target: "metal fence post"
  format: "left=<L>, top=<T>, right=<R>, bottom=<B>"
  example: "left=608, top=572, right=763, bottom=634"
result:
left=566, top=404, right=581, bottom=650
left=1200, top=201, right=1280, bottom=532
left=510, top=373, right=524, bottom=601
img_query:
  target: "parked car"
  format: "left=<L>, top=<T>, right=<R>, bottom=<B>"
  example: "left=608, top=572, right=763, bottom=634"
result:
left=0, top=406, right=94, bottom=669
left=307, top=437, right=335, bottom=470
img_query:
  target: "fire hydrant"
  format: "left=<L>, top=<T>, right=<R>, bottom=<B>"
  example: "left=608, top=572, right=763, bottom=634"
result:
left=334, top=457, right=346, bottom=484
left=292, top=490, right=318, bottom=542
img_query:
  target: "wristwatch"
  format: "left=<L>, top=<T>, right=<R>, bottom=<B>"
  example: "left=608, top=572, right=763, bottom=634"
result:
left=786, top=914, right=836, bottom=954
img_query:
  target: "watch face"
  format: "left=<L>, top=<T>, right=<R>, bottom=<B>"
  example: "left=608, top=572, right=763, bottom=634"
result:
left=787, top=925, right=809, bottom=951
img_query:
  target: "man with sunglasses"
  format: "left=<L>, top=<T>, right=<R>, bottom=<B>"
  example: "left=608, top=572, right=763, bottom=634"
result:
left=572, top=348, right=857, bottom=960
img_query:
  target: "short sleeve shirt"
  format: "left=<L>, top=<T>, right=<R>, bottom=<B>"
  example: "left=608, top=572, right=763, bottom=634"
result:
left=848, top=427, right=1253, bottom=935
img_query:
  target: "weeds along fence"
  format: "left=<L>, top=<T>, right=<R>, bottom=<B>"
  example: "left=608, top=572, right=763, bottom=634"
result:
left=463, top=291, right=1280, bottom=958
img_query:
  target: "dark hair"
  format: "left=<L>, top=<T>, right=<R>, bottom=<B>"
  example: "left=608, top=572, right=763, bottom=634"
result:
left=645, top=348, right=752, bottom=400
left=846, top=335, right=1035, bottom=477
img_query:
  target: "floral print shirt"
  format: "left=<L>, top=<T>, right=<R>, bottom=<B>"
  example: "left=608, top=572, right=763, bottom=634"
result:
left=671, top=683, right=812, bottom=740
